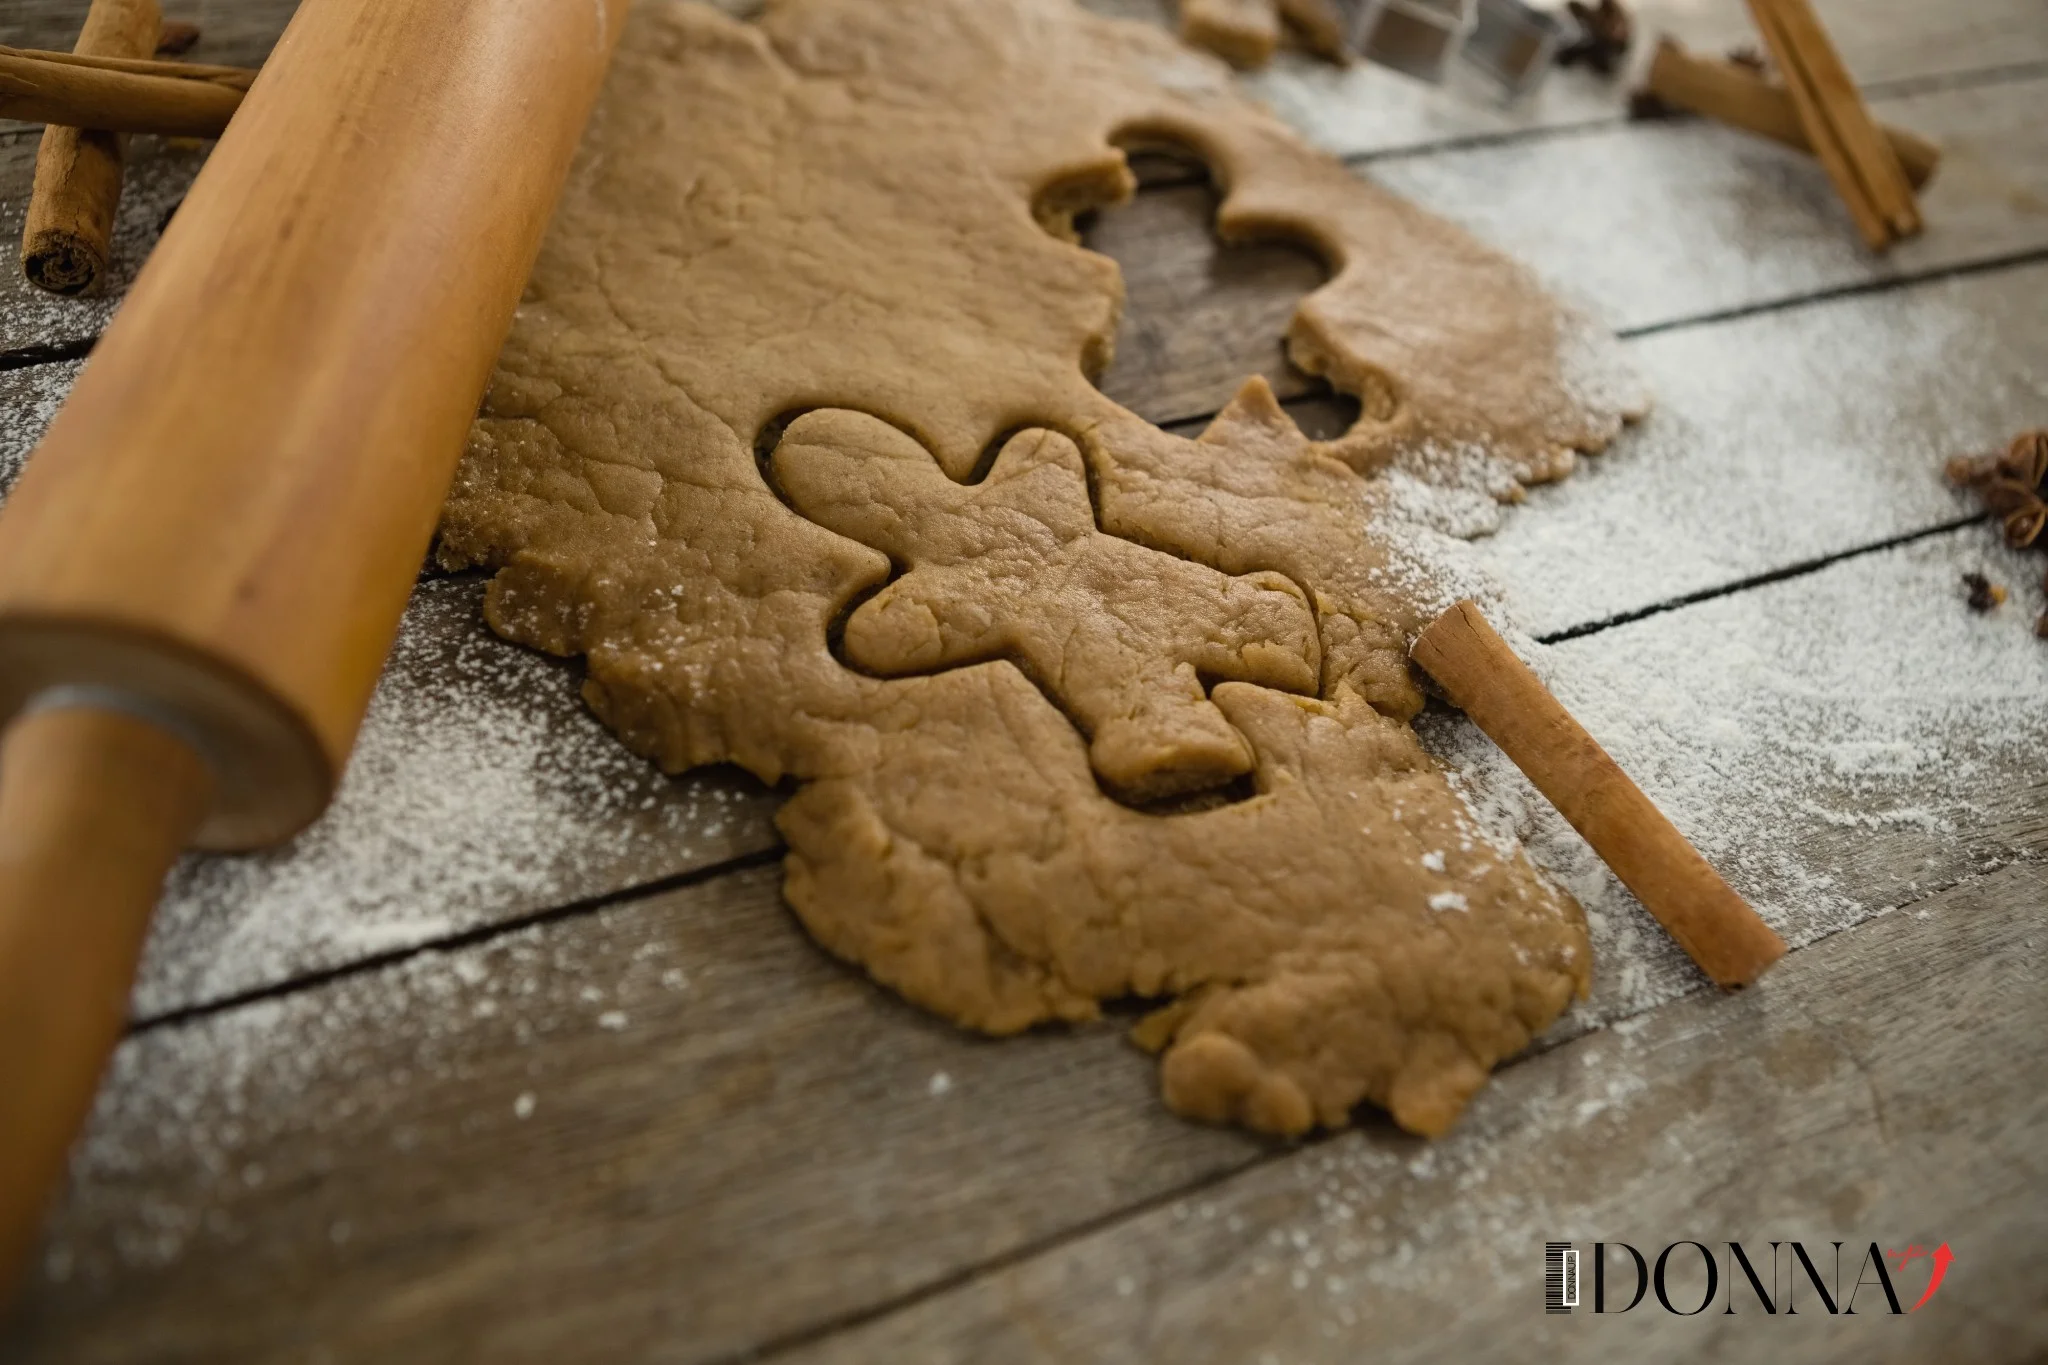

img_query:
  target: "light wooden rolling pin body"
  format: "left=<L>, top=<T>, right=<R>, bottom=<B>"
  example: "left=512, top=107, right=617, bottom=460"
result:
left=0, top=0, right=630, bottom=1294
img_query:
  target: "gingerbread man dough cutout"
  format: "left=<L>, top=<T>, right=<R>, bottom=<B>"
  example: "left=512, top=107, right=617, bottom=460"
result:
left=772, top=409, right=1320, bottom=801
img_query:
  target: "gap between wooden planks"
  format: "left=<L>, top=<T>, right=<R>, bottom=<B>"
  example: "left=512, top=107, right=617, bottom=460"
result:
left=9, top=831, right=2041, bottom=1363
left=776, top=858, right=2048, bottom=1365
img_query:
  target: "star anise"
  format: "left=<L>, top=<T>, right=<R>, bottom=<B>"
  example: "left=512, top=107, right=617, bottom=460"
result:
left=1559, top=0, right=1633, bottom=76
left=2005, top=501, right=2048, bottom=550
left=1945, top=452, right=2001, bottom=486
left=1979, top=476, right=2047, bottom=548
left=1979, top=476, right=2043, bottom=517
left=1998, top=429, right=2048, bottom=488
left=1947, top=429, right=2048, bottom=549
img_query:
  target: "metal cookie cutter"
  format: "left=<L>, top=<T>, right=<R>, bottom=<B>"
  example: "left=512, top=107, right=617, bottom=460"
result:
left=1461, top=0, right=1568, bottom=99
left=1344, top=0, right=1476, bottom=84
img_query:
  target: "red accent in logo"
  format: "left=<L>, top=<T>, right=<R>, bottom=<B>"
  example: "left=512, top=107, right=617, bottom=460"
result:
left=1887, top=1242, right=1952, bottom=1312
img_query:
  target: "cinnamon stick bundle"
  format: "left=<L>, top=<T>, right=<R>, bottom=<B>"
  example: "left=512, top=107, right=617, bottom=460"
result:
left=21, top=0, right=165, bottom=296
left=0, top=45, right=245, bottom=141
left=1412, top=601, right=1787, bottom=990
left=1643, top=39, right=1939, bottom=190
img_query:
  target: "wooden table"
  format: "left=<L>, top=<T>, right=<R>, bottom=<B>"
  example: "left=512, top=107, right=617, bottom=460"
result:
left=2, top=0, right=2044, bottom=1360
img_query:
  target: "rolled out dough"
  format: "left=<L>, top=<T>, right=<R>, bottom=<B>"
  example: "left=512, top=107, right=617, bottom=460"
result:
left=1179, top=0, right=1349, bottom=69
left=440, top=0, right=1644, bottom=1137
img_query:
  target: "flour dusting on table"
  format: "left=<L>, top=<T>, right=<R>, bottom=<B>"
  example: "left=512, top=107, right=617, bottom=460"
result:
left=139, top=577, right=775, bottom=1018
left=1371, top=485, right=2046, bottom=1033
left=0, top=374, right=777, bottom=1020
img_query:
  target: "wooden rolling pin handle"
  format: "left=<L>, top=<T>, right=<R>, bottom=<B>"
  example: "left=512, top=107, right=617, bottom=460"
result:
left=1412, top=600, right=1787, bottom=990
left=0, top=702, right=209, bottom=1293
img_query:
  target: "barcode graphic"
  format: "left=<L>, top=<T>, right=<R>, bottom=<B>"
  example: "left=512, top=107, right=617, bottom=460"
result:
left=1546, top=1242, right=1578, bottom=1313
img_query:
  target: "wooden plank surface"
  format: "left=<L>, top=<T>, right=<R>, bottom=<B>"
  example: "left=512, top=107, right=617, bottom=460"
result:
left=1448, top=523, right=2048, bottom=1029
left=782, top=859, right=2048, bottom=1365
left=141, top=575, right=780, bottom=1019
left=1087, top=180, right=1326, bottom=427
left=1371, top=73, right=2048, bottom=333
left=5, top=863, right=1263, bottom=1365
left=7, top=524, right=2040, bottom=1362
left=1092, top=71, right=2048, bottom=428
left=1474, top=259, right=2048, bottom=637
left=1248, top=0, right=2048, bottom=161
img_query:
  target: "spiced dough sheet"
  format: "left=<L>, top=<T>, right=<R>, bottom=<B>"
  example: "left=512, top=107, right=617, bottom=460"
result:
left=439, top=0, right=1645, bottom=1137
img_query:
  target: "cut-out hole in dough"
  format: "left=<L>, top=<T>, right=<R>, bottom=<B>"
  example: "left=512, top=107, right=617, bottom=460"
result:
left=752, top=406, right=820, bottom=518
left=1080, top=135, right=1378, bottom=435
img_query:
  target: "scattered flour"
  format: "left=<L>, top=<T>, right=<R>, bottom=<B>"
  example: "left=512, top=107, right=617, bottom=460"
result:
left=0, top=140, right=208, bottom=352
left=1370, top=83, right=2032, bottom=336
left=1478, top=264, right=2048, bottom=637
left=53, top=901, right=696, bottom=1279
left=0, top=360, right=80, bottom=491
left=0, top=368, right=778, bottom=1023
left=141, top=577, right=777, bottom=1018
left=1375, top=475, right=2046, bottom=1033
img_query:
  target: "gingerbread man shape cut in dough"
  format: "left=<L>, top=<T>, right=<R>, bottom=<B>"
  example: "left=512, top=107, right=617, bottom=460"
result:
left=771, top=409, right=1320, bottom=802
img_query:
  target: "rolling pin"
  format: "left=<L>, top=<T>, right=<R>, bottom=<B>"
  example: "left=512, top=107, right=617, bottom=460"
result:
left=0, top=0, right=629, bottom=1293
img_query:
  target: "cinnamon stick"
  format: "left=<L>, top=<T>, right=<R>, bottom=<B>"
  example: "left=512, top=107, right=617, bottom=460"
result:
left=20, top=1, right=165, bottom=297
left=0, top=45, right=254, bottom=90
left=1411, top=601, right=1787, bottom=990
left=1643, top=39, right=1939, bottom=190
left=1745, top=0, right=1918, bottom=249
left=0, top=45, right=245, bottom=140
left=1758, top=0, right=1920, bottom=238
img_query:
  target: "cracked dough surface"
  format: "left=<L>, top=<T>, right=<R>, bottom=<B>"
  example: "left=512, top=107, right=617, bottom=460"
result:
left=439, top=0, right=1645, bottom=1137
